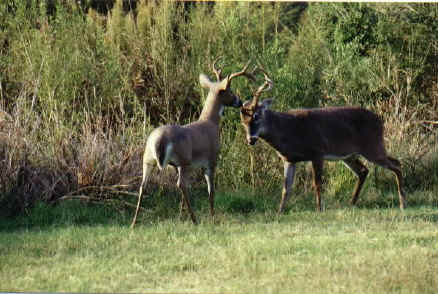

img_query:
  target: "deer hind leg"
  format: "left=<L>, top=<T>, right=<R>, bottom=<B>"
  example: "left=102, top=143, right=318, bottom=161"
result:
left=177, top=166, right=198, bottom=224
left=204, top=167, right=215, bottom=217
left=386, top=156, right=406, bottom=210
left=278, top=161, right=296, bottom=214
left=179, top=190, right=186, bottom=219
left=311, top=159, right=324, bottom=212
left=365, top=154, right=406, bottom=210
left=131, top=162, right=155, bottom=228
left=177, top=167, right=188, bottom=220
left=343, top=157, right=369, bottom=206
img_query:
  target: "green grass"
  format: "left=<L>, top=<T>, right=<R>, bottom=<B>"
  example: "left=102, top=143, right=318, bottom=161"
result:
left=1, top=192, right=438, bottom=293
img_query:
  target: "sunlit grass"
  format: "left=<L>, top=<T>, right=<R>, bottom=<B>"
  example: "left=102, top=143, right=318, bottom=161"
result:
left=1, top=196, right=437, bottom=293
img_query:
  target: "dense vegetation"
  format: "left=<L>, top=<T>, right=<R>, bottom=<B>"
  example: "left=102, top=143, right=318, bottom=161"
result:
left=0, top=1, right=437, bottom=218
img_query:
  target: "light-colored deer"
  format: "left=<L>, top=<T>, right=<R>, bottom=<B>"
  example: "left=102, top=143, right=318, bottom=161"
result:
left=240, top=69, right=407, bottom=213
left=131, top=59, right=254, bottom=227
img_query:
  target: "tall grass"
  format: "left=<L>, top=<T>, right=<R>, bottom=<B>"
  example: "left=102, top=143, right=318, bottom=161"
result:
left=0, top=1, right=436, bottom=217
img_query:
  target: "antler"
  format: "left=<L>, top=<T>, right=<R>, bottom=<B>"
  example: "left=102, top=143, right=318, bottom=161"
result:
left=252, top=63, right=273, bottom=107
left=211, top=58, right=257, bottom=84
left=227, top=60, right=257, bottom=83
left=211, top=56, right=223, bottom=81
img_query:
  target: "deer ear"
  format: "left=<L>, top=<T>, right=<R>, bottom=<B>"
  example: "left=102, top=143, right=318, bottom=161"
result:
left=199, top=74, right=213, bottom=89
left=259, top=99, right=273, bottom=109
left=242, top=100, right=252, bottom=107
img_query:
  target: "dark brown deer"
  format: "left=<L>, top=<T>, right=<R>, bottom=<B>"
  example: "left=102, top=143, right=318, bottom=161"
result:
left=240, top=70, right=407, bottom=213
left=131, top=59, right=255, bottom=227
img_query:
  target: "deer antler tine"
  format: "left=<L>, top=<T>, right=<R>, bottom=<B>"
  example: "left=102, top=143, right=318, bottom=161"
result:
left=256, top=62, right=273, bottom=92
left=212, top=56, right=223, bottom=81
left=251, top=63, right=273, bottom=107
left=228, top=59, right=254, bottom=82
left=242, top=59, right=252, bottom=71
left=262, top=73, right=273, bottom=92
left=242, top=63, right=259, bottom=82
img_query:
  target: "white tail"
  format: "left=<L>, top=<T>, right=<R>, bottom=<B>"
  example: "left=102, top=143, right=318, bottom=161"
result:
left=240, top=70, right=407, bottom=213
left=130, top=59, right=254, bottom=227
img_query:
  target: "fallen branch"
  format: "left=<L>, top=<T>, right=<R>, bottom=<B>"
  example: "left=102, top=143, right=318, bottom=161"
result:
left=420, top=120, right=438, bottom=125
left=62, top=185, right=138, bottom=198
left=55, top=194, right=149, bottom=212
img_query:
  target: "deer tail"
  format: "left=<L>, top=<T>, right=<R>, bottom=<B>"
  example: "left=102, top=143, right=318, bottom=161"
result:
left=155, top=136, right=172, bottom=170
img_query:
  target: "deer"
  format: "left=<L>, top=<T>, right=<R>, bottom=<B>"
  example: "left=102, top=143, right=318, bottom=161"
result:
left=240, top=68, right=407, bottom=213
left=130, top=58, right=255, bottom=227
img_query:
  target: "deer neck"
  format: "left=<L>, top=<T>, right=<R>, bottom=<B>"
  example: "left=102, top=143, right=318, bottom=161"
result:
left=260, top=110, right=296, bottom=152
left=259, top=110, right=276, bottom=142
left=198, top=91, right=223, bottom=125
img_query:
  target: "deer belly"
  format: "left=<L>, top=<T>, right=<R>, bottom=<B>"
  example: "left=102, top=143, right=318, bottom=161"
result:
left=323, top=153, right=358, bottom=161
left=191, top=158, right=209, bottom=169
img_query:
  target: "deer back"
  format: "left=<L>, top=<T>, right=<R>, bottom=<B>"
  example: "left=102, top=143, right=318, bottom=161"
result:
left=243, top=105, right=384, bottom=162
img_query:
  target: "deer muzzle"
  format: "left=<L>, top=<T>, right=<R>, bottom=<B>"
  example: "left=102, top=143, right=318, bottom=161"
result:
left=247, top=136, right=258, bottom=145
left=233, top=96, right=243, bottom=108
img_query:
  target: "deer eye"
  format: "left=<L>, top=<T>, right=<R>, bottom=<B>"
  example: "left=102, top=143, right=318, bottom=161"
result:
left=253, top=113, right=259, bottom=121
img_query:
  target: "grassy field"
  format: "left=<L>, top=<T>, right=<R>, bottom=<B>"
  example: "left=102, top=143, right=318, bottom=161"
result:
left=1, top=192, right=437, bottom=294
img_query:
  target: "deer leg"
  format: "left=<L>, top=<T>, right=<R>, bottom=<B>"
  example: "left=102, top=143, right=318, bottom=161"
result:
left=174, top=166, right=188, bottom=219
left=177, top=166, right=198, bottom=224
left=179, top=192, right=186, bottom=220
left=369, top=156, right=406, bottom=210
left=388, top=157, right=407, bottom=210
left=365, top=151, right=406, bottom=209
left=278, top=161, right=296, bottom=214
left=177, top=170, right=188, bottom=221
left=311, top=159, right=324, bottom=212
left=131, top=163, right=155, bottom=228
left=343, top=157, right=369, bottom=206
left=204, top=167, right=215, bottom=217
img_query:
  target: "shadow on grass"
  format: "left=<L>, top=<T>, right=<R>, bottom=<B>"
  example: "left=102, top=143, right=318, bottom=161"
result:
left=0, top=200, right=131, bottom=233
left=0, top=186, right=192, bottom=232
left=1, top=185, right=436, bottom=232
left=0, top=188, right=276, bottom=232
left=401, top=211, right=438, bottom=223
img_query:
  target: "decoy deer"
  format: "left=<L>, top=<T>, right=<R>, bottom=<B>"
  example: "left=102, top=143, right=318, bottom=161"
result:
left=131, top=59, right=255, bottom=227
left=240, top=68, right=407, bottom=213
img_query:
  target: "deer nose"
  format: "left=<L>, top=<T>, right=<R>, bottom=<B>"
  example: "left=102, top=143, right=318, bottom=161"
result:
left=233, top=98, right=243, bottom=108
left=248, top=136, right=258, bottom=145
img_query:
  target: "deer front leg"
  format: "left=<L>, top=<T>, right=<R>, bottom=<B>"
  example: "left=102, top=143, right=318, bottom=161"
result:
left=311, top=159, right=324, bottom=212
left=204, top=167, right=215, bottom=217
left=177, top=166, right=198, bottom=224
left=278, top=161, right=296, bottom=214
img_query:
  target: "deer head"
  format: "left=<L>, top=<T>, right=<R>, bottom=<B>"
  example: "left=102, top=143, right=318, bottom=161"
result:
left=199, top=57, right=257, bottom=110
left=240, top=66, right=273, bottom=145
